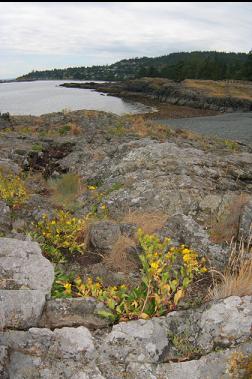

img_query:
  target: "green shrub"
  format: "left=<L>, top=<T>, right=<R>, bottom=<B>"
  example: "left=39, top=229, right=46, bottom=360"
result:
left=47, top=173, right=83, bottom=210
left=0, top=171, right=28, bottom=207
left=55, top=230, right=207, bottom=321
left=33, top=210, right=88, bottom=263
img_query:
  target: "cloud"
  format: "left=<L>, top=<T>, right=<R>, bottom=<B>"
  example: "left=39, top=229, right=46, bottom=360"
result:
left=0, top=2, right=251, bottom=78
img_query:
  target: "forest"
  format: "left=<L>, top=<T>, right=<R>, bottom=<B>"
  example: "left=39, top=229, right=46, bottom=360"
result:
left=18, top=51, right=252, bottom=82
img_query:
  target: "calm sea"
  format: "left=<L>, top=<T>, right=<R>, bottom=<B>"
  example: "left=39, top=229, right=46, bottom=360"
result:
left=0, top=80, right=152, bottom=116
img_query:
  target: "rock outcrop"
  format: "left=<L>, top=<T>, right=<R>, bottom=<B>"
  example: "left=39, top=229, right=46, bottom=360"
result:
left=61, top=79, right=252, bottom=112
left=39, top=298, right=112, bottom=330
left=0, top=109, right=252, bottom=378
left=0, top=233, right=251, bottom=378
left=1, top=296, right=251, bottom=378
left=0, top=238, right=54, bottom=330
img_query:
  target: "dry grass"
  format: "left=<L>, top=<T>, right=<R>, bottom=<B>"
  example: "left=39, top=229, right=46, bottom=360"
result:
left=184, top=79, right=252, bottom=101
left=103, top=211, right=168, bottom=273
left=69, top=122, right=81, bottom=136
left=103, top=235, right=138, bottom=273
left=122, top=210, right=168, bottom=236
left=91, top=150, right=107, bottom=161
left=132, top=117, right=173, bottom=140
left=210, top=194, right=251, bottom=244
left=208, top=232, right=252, bottom=300
left=174, top=128, right=206, bottom=142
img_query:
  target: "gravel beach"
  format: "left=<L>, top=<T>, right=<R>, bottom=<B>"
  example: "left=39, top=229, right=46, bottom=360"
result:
left=156, top=112, right=252, bottom=144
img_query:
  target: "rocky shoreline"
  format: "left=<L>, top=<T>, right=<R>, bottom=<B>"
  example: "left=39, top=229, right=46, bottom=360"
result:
left=0, top=109, right=252, bottom=378
left=60, top=77, right=252, bottom=114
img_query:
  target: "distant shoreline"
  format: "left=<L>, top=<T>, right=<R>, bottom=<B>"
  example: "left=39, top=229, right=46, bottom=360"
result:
left=60, top=78, right=252, bottom=115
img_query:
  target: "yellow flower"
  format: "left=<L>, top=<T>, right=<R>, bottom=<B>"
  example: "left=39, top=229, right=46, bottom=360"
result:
left=182, top=248, right=190, bottom=254
left=101, top=204, right=107, bottom=209
left=201, top=267, right=208, bottom=273
left=64, top=282, right=72, bottom=295
left=183, top=254, right=191, bottom=263
left=51, top=220, right=56, bottom=225
left=87, top=185, right=97, bottom=190
left=150, top=262, right=159, bottom=269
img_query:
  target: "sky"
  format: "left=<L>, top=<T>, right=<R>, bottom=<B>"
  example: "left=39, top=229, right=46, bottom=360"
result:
left=0, top=2, right=251, bottom=79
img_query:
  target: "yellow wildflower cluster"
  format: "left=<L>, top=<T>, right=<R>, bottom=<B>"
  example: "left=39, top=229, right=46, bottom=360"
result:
left=0, top=171, right=28, bottom=207
left=87, top=185, right=97, bottom=190
left=34, top=210, right=87, bottom=262
left=53, top=229, right=208, bottom=321
left=138, top=230, right=207, bottom=316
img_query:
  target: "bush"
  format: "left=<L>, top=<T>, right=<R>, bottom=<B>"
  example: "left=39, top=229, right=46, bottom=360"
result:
left=47, top=173, right=83, bottom=210
left=55, top=229, right=207, bottom=321
left=33, top=210, right=88, bottom=263
left=0, top=171, right=28, bottom=207
left=59, top=124, right=71, bottom=136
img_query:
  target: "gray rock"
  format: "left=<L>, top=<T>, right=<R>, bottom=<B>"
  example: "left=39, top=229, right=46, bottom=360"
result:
left=0, top=238, right=54, bottom=330
left=0, top=237, right=54, bottom=293
left=39, top=297, right=112, bottom=329
left=100, top=296, right=252, bottom=365
left=52, top=326, right=95, bottom=358
left=0, top=113, right=11, bottom=131
left=11, top=218, right=27, bottom=233
left=0, top=159, right=21, bottom=175
left=155, top=341, right=252, bottom=379
left=127, top=342, right=252, bottom=379
left=1, top=296, right=251, bottom=378
left=6, top=354, right=104, bottom=379
left=0, top=345, right=8, bottom=379
left=238, top=200, right=252, bottom=240
left=1, top=326, right=96, bottom=379
left=0, top=290, right=46, bottom=330
left=89, top=221, right=121, bottom=251
left=198, top=296, right=252, bottom=351
left=0, top=201, right=11, bottom=234
left=100, top=317, right=169, bottom=363
left=159, top=213, right=229, bottom=268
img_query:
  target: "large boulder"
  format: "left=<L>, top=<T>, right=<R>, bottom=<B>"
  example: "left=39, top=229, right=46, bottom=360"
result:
left=0, top=290, right=46, bottom=330
left=0, top=296, right=251, bottom=378
left=0, top=326, right=97, bottom=379
left=127, top=342, right=252, bottom=379
left=89, top=221, right=121, bottom=251
left=0, top=238, right=54, bottom=293
left=39, top=297, right=112, bottom=329
left=159, top=213, right=229, bottom=268
left=100, top=296, right=252, bottom=365
left=0, top=238, right=54, bottom=330
left=101, top=317, right=169, bottom=364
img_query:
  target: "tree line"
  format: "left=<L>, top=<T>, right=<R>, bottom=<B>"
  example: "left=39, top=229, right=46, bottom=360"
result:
left=18, top=51, right=252, bottom=82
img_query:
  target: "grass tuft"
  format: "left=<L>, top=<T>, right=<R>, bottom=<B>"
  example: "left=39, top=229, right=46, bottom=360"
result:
left=47, top=173, right=83, bottom=210
left=208, top=231, right=252, bottom=300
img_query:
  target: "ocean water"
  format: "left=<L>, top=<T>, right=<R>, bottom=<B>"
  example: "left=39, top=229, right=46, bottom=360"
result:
left=0, top=80, right=152, bottom=116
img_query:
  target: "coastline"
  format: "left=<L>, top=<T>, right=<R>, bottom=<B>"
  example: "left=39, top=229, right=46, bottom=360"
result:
left=60, top=78, right=252, bottom=116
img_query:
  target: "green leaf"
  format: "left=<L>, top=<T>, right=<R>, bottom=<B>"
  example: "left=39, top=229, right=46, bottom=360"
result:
left=97, top=310, right=117, bottom=322
left=182, top=277, right=190, bottom=288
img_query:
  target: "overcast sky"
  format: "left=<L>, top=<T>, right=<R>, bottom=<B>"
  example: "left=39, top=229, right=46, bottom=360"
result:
left=0, top=2, right=251, bottom=78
